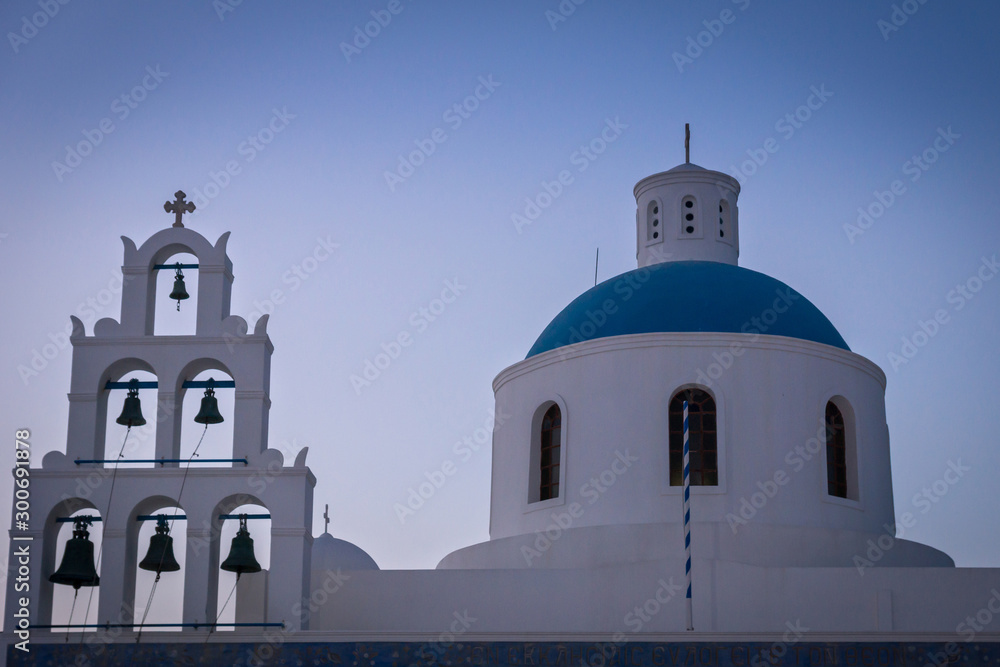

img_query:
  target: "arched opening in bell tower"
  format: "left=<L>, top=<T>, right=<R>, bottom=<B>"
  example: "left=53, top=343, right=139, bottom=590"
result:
left=48, top=506, right=103, bottom=632
left=128, top=499, right=186, bottom=631
left=179, top=367, right=236, bottom=463
left=102, top=367, right=158, bottom=468
left=153, top=252, right=199, bottom=336
left=214, top=501, right=271, bottom=630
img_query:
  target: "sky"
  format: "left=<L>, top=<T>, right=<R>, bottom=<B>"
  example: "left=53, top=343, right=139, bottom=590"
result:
left=2, top=0, right=1000, bottom=625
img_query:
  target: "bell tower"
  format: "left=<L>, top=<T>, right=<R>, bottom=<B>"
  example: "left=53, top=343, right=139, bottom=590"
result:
left=634, top=125, right=741, bottom=268
left=5, top=192, right=316, bottom=638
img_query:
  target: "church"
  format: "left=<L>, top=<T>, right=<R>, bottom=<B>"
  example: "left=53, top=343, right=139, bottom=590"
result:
left=6, top=146, right=1000, bottom=665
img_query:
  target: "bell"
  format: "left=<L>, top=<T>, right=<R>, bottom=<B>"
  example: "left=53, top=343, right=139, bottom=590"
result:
left=116, top=379, right=146, bottom=427
left=220, top=515, right=261, bottom=577
left=194, top=378, right=224, bottom=425
left=49, top=518, right=100, bottom=590
left=138, top=517, right=180, bottom=574
left=169, top=266, right=189, bottom=311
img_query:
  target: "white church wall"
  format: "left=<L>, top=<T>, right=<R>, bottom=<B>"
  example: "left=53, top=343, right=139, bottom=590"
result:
left=302, top=560, right=996, bottom=634
left=487, top=332, right=908, bottom=569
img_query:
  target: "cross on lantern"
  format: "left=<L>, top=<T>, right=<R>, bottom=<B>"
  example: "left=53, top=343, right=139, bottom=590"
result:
left=323, top=504, right=330, bottom=534
left=164, top=190, right=196, bottom=228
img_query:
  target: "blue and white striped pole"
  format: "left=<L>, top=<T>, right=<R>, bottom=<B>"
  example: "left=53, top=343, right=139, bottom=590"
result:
left=682, top=399, right=694, bottom=631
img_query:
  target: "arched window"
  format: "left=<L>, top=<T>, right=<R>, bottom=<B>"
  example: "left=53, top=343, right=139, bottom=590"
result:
left=539, top=405, right=562, bottom=501
left=826, top=402, right=848, bottom=498
left=669, top=389, right=717, bottom=486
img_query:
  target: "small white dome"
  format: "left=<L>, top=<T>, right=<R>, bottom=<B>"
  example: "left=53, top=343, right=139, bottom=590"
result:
left=311, top=533, right=379, bottom=571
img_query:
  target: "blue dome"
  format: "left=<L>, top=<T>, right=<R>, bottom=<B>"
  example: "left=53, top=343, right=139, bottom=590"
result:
left=527, top=261, right=849, bottom=358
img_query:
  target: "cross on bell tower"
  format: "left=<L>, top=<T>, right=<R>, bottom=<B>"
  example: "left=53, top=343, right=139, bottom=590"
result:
left=164, top=190, right=196, bottom=228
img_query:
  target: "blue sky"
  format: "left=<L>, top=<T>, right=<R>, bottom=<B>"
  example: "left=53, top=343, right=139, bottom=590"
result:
left=2, top=0, right=1000, bottom=623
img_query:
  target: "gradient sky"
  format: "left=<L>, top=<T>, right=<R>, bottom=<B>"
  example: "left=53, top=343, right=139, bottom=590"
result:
left=2, top=0, right=1000, bottom=623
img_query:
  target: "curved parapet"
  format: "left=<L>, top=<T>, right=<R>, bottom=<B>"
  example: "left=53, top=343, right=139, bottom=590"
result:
left=69, top=315, right=86, bottom=339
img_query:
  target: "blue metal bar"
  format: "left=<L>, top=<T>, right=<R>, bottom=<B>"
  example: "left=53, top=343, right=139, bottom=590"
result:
left=103, top=380, right=236, bottom=390
left=75, top=458, right=248, bottom=465
left=136, top=514, right=188, bottom=521
left=219, top=513, right=271, bottom=520
left=28, top=622, right=284, bottom=629
left=55, top=516, right=102, bottom=523
left=152, top=263, right=199, bottom=270
left=105, top=381, right=158, bottom=390
left=183, top=380, right=235, bottom=388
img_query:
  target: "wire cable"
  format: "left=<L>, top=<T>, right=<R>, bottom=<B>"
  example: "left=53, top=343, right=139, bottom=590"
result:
left=64, top=589, right=78, bottom=643
left=203, top=576, right=240, bottom=646
left=132, top=424, right=208, bottom=644
left=78, top=425, right=131, bottom=645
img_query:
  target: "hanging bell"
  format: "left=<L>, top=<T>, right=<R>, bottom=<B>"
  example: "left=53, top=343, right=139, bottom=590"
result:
left=138, top=517, right=181, bottom=574
left=116, top=378, right=146, bottom=427
left=49, top=518, right=100, bottom=590
left=220, top=514, right=261, bottom=577
left=169, top=265, right=189, bottom=311
left=194, top=378, right=224, bottom=425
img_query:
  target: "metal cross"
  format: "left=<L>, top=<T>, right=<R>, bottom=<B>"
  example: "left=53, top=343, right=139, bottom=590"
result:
left=323, top=504, right=330, bottom=534
left=685, top=123, right=690, bottom=163
left=164, top=190, right=196, bottom=228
